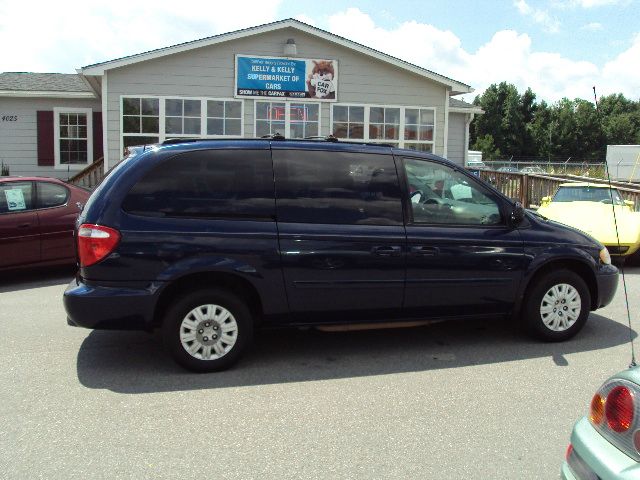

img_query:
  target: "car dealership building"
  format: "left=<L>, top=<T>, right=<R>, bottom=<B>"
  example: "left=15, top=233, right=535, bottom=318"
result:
left=0, top=18, right=482, bottom=179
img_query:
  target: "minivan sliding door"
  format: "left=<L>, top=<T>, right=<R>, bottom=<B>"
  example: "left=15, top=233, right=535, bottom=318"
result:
left=273, top=147, right=406, bottom=322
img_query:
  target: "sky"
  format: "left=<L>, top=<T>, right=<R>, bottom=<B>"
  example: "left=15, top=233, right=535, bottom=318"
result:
left=0, top=0, right=638, bottom=103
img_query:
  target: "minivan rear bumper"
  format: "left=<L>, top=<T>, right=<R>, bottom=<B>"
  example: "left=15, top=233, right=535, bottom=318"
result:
left=64, top=279, right=157, bottom=330
left=595, top=264, right=618, bottom=309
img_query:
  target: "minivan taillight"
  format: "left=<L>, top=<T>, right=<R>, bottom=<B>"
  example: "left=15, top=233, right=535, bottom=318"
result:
left=77, top=224, right=121, bottom=267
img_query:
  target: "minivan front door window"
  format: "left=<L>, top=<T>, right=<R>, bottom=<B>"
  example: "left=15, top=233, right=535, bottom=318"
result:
left=404, top=158, right=502, bottom=225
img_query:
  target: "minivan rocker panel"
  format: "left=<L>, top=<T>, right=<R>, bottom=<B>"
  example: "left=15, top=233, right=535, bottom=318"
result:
left=64, top=139, right=618, bottom=372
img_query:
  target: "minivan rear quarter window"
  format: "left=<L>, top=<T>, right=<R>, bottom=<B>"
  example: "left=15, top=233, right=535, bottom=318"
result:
left=273, top=150, right=402, bottom=225
left=122, top=149, right=275, bottom=219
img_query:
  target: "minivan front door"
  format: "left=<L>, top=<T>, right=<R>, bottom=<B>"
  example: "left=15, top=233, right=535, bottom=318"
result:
left=400, top=156, right=525, bottom=318
left=273, top=147, right=406, bottom=321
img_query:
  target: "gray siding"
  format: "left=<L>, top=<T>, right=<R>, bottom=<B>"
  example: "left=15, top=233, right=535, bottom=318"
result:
left=105, top=27, right=449, bottom=166
left=0, top=97, right=100, bottom=178
left=446, top=112, right=466, bottom=166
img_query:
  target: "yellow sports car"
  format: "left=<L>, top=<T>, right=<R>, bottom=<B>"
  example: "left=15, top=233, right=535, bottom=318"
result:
left=537, top=182, right=640, bottom=258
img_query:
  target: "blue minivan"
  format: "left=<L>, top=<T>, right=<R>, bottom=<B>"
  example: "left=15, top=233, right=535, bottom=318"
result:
left=64, top=138, right=618, bottom=372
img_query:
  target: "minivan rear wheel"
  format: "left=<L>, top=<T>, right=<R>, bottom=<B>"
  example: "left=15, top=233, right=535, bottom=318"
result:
left=162, top=289, right=253, bottom=372
left=522, top=269, right=590, bottom=341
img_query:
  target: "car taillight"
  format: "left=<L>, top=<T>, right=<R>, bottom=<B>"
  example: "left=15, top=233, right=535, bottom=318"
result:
left=606, top=386, right=634, bottom=432
left=588, top=379, right=640, bottom=460
left=77, top=224, right=120, bottom=267
left=589, top=393, right=605, bottom=425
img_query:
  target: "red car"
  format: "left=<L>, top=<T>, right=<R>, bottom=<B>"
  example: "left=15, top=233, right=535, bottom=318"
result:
left=0, top=177, right=90, bottom=271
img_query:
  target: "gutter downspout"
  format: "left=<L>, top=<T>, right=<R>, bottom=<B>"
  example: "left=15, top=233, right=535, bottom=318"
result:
left=443, top=89, right=450, bottom=158
left=464, top=113, right=475, bottom=167
left=101, top=71, right=109, bottom=173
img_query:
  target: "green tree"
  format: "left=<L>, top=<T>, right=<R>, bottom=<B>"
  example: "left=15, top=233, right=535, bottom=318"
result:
left=471, top=82, right=527, bottom=156
left=471, top=134, right=501, bottom=159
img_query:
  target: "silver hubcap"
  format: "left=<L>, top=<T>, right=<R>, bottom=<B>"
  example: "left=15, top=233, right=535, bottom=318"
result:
left=540, top=283, right=581, bottom=331
left=179, top=304, right=238, bottom=360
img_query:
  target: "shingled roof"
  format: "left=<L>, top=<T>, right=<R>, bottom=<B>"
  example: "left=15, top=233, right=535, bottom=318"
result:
left=449, top=97, right=483, bottom=113
left=0, top=72, right=95, bottom=97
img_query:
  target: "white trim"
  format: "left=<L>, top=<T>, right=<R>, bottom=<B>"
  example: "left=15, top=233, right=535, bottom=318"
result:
left=443, top=90, right=449, bottom=158
left=102, top=71, right=109, bottom=173
left=53, top=107, right=93, bottom=171
left=80, top=19, right=472, bottom=94
left=253, top=99, right=321, bottom=138
left=329, top=103, right=436, bottom=150
left=464, top=113, right=475, bottom=167
left=119, top=95, right=245, bottom=150
left=0, top=90, right=95, bottom=98
left=449, top=106, right=483, bottom=114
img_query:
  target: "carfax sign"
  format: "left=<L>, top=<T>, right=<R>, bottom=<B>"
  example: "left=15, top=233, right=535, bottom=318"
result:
left=235, top=55, right=338, bottom=101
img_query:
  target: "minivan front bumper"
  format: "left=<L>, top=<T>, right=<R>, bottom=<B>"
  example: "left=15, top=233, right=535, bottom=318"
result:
left=595, top=263, right=618, bottom=309
left=64, top=278, right=159, bottom=330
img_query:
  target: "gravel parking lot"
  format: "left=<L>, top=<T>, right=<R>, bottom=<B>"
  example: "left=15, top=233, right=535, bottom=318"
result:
left=1, top=266, right=639, bottom=479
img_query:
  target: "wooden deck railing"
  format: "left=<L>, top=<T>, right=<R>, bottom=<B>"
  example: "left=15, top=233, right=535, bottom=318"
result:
left=479, top=170, right=640, bottom=211
left=68, top=157, right=105, bottom=189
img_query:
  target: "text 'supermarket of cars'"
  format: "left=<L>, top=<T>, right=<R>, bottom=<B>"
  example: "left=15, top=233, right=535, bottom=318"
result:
left=63, top=139, right=618, bottom=372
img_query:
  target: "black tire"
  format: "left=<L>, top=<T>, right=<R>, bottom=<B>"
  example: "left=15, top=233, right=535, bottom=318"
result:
left=162, top=288, right=253, bottom=372
left=522, top=269, right=590, bottom=342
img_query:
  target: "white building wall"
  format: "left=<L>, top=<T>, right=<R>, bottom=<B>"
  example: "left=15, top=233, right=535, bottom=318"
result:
left=446, top=112, right=466, bottom=166
left=0, top=97, right=100, bottom=178
left=104, top=27, right=449, bottom=166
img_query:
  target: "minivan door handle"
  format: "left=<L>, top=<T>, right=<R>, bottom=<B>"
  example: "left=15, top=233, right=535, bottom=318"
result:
left=371, top=246, right=402, bottom=257
left=410, top=246, right=439, bottom=256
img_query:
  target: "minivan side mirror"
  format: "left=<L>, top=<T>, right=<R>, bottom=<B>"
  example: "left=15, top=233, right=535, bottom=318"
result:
left=510, top=202, right=525, bottom=227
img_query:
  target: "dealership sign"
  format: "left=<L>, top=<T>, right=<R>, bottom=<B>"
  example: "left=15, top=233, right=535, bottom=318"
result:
left=235, top=55, right=338, bottom=101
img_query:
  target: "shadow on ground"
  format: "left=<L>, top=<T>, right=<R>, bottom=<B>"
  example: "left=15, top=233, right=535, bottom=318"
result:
left=76, top=312, right=636, bottom=394
left=0, top=266, right=76, bottom=293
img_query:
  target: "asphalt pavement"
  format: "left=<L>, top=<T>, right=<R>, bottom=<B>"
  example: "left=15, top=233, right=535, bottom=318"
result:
left=1, top=265, right=639, bottom=479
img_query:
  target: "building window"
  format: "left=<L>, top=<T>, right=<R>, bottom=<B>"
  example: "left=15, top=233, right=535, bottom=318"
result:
left=332, top=105, right=364, bottom=140
left=122, top=97, right=160, bottom=150
left=255, top=101, right=320, bottom=139
left=207, top=100, right=242, bottom=136
left=369, top=107, right=400, bottom=142
left=53, top=107, right=93, bottom=170
left=166, top=99, right=201, bottom=135
left=331, top=104, right=435, bottom=151
left=289, top=103, right=319, bottom=138
left=404, top=108, right=434, bottom=153
left=120, top=96, right=244, bottom=155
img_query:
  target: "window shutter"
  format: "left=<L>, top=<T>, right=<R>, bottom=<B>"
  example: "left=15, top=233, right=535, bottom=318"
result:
left=37, top=111, right=54, bottom=166
left=93, top=111, right=103, bottom=161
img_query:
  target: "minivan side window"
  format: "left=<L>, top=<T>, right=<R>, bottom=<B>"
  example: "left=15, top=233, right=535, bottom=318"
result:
left=274, top=150, right=402, bottom=225
left=403, top=158, right=502, bottom=225
left=122, top=150, right=275, bottom=220
left=273, top=150, right=402, bottom=225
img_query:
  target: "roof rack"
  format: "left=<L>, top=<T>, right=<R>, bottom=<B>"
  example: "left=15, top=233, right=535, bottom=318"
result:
left=260, top=133, right=285, bottom=140
left=303, top=135, right=339, bottom=143
left=162, top=138, right=200, bottom=145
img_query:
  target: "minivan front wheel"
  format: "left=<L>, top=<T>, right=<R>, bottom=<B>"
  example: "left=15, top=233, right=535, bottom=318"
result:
left=522, top=270, right=590, bottom=341
left=163, top=289, right=253, bottom=372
